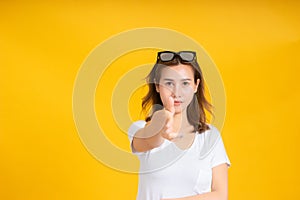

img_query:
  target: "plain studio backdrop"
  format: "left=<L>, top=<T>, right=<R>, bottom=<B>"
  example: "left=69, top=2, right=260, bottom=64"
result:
left=0, top=0, right=299, bottom=200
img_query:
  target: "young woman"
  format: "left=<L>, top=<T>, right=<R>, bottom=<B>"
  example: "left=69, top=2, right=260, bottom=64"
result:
left=128, top=51, right=231, bottom=200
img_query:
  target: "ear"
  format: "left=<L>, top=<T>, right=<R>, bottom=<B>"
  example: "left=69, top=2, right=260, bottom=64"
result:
left=155, top=84, right=160, bottom=93
left=194, top=78, right=200, bottom=93
left=154, top=78, right=160, bottom=93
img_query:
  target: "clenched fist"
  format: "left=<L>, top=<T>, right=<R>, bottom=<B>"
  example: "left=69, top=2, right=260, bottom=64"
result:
left=149, top=96, right=180, bottom=141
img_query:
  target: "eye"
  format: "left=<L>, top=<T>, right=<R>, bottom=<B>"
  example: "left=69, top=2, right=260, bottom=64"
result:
left=165, top=81, right=174, bottom=86
left=182, top=81, right=190, bottom=86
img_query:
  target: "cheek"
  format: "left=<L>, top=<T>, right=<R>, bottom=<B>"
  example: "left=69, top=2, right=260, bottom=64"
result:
left=183, top=86, right=194, bottom=94
left=183, top=87, right=195, bottom=101
left=181, top=85, right=194, bottom=94
left=158, top=86, right=172, bottom=104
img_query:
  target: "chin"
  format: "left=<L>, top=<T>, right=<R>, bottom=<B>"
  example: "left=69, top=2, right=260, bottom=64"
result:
left=174, top=107, right=186, bottom=114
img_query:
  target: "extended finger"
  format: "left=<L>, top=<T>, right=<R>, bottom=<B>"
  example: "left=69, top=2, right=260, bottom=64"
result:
left=165, top=96, right=175, bottom=114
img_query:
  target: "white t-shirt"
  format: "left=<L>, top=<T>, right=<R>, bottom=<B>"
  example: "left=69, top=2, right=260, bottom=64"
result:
left=128, top=120, right=231, bottom=200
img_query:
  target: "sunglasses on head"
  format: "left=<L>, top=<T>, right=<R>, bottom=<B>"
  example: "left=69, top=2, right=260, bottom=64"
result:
left=157, top=51, right=196, bottom=62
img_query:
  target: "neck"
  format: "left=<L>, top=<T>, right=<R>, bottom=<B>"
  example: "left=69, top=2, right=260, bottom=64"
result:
left=172, top=109, right=195, bottom=141
left=173, top=109, right=192, bottom=132
left=174, top=113, right=188, bottom=125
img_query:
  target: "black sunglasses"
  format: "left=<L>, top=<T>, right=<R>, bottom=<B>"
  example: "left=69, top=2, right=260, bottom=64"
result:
left=157, top=51, right=196, bottom=62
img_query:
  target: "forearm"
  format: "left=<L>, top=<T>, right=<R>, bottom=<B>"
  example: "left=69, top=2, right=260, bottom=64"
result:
left=162, top=191, right=227, bottom=200
left=132, top=126, right=164, bottom=152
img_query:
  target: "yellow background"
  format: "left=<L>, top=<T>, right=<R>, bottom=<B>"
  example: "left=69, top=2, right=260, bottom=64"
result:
left=1, top=0, right=300, bottom=199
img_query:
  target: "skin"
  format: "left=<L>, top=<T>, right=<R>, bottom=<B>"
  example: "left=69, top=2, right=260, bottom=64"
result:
left=132, top=64, right=199, bottom=150
left=132, top=64, right=229, bottom=200
left=156, top=64, right=200, bottom=148
left=156, top=64, right=199, bottom=115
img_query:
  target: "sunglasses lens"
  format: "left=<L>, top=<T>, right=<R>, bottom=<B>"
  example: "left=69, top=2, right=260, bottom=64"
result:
left=160, top=52, right=175, bottom=61
left=179, top=52, right=195, bottom=61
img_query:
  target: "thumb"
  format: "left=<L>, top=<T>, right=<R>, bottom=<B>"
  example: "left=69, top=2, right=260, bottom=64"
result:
left=165, top=96, right=175, bottom=114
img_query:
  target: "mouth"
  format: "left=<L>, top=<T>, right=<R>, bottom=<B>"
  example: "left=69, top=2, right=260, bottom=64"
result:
left=174, top=100, right=183, bottom=106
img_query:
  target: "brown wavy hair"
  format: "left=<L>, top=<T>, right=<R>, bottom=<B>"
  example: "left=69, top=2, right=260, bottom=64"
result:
left=142, top=54, right=213, bottom=133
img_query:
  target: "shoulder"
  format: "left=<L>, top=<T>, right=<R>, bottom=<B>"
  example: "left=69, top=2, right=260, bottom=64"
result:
left=128, top=120, right=146, bottom=137
left=197, top=124, right=222, bottom=158
left=198, top=124, right=221, bottom=139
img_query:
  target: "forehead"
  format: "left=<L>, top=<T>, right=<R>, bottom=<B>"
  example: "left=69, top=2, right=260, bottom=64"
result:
left=160, top=64, right=194, bottom=79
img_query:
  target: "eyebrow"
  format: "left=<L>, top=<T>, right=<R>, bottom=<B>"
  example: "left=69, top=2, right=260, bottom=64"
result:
left=162, top=78, right=192, bottom=81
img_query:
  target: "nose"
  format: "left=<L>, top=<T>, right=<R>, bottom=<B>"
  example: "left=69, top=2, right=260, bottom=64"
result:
left=172, top=84, right=182, bottom=98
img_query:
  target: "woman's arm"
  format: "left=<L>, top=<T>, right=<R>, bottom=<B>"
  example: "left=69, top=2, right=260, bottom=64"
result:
left=132, top=121, right=165, bottom=152
left=133, top=97, right=179, bottom=152
left=162, top=163, right=229, bottom=200
left=132, top=109, right=175, bottom=152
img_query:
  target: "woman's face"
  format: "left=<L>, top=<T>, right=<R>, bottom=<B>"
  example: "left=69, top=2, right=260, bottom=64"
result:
left=156, top=64, right=200, bottom=114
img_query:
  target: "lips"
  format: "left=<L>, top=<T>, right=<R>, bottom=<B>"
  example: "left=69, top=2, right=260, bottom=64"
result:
left=174, top=100, right=183, bottom=106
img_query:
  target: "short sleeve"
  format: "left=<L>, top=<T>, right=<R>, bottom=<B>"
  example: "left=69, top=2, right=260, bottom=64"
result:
left=127, top=120, right=173, bottom=158
left=128, top=120, right=147, bottom=154
left=210, top=132, right=231, bottom=168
